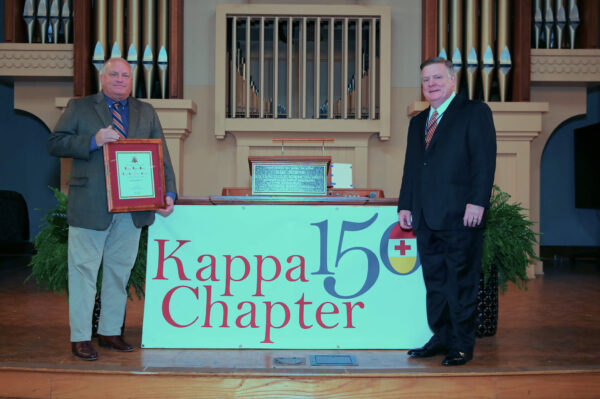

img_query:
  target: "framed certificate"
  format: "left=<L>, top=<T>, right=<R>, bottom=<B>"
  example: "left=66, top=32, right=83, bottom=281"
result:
left=103, top=139, right=166, bottom=213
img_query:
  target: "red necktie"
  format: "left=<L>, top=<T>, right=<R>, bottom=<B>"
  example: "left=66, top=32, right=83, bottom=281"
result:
left=425, top=110, right=438, bottom=149
left=112, top=103, right=126, bottom=138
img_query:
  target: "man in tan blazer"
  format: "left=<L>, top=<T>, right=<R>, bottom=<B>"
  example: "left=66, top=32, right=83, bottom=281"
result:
left=48, top=58, right=177, bottom=360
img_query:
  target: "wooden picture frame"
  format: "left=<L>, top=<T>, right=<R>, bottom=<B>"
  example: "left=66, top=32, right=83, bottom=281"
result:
left=103, top=139, right=166, bottom=212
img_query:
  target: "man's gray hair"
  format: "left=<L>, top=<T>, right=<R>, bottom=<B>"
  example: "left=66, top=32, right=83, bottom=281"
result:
left=99, top=57, right=130, bottom=76
left=420, top=57, right=455, bottom=77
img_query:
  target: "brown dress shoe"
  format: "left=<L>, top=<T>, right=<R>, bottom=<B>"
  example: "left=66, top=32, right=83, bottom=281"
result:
left=71, top=341, right=98, bottom=361
left=98, top=335, right=134, bottom=352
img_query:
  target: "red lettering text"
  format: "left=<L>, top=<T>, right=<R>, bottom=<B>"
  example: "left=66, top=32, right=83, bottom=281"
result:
left=196, top=254, right=218, bottom=281
left=343, top=301, right=364, bottom=328
left=261, top=301, right=290, bottom=344
left=202, top=285, right=229, bottom=328
left=285, top=255, right=308, bottom=282
left=153, top=239, right=191, bottom=281
left=295, top=294, right=313, bottom=329
left=254, top=255, right=281, bottom=296
left=223, top=255, right=250, bottom=296
left=316, top=302, right=339, bottom=329
left=236, top=301, right=258, bottom=328
left=162, top=285, right=199, bottom=327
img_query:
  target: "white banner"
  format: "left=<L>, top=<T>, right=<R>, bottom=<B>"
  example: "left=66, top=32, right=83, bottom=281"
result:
left=142, top=205, right=431, bottom=349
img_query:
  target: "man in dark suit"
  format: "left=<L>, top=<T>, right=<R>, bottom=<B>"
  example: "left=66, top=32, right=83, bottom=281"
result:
left=397, top=57, right=496, bottom=366
left=48, top=57, right=177, bottom=361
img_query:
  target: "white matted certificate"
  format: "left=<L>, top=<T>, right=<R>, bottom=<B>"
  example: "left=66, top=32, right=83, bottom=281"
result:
left=103, top=139, right=166, bottom=212
left=115, top=151, right=156, bottom=199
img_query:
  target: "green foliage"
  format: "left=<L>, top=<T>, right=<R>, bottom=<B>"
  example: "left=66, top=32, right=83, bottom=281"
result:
left=482, top=186, right=539, bottom=292
left=28, top=187, right=147, bottom=300
left=129, top=227, right=147, bottom=299
left=28, top=187, right=69, bottom=296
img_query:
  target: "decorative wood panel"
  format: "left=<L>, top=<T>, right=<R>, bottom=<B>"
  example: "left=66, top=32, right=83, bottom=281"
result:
left=3, top=0, right=26, bottom=43
left=512, top=0, right=531, bottom=101
left=73, top=0, right=93, bottom=97
left=531, top=49, right=600, bottom=82
left=577, top=0, right=600, bottom=49
left=215, top=4, right=391, bottom=141
left=421, top=0, right=438, bottom=64
left=168, top=0, right=184, bottom=99
left=0, top=43, right=73, bottom=76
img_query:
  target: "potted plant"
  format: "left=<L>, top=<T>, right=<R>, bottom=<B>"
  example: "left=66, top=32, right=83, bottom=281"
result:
left=28, top=187, right=147, bottom=333
left=476, top=186, right=538, bottom=337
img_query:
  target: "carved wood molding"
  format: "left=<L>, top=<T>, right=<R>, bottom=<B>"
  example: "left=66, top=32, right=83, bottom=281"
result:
left=531, top=49, right=600, bottom=83
left=0, top=43, right=73, bottom=77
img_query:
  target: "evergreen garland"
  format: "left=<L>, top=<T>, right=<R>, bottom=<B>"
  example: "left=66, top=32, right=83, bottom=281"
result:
left=28, top=187, right=147, bottom=300
left=482, top=186, right=539, bottom=292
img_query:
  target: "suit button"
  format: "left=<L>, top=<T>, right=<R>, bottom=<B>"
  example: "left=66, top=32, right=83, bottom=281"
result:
left=423, top=162, right=428, bottom=166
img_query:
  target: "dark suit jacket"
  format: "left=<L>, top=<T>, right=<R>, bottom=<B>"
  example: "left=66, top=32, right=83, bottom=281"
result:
left=397, top=95, right=496, bottom=231
left=48, top=92, right=177, bottom=230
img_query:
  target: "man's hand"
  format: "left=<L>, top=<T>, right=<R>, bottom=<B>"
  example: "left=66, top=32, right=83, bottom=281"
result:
left=463, top=203, right=484, bottom=227
left=398, top=210, right=412, bottom=230
left=95, top=126, right=123, bottom=147
left=156, top=196, right=174, bottom=217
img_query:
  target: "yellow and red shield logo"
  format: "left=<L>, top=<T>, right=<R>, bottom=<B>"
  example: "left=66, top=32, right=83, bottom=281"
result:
left=387, top=225, right=418, bottom=274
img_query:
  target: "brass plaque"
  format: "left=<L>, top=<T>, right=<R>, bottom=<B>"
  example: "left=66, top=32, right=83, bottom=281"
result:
left=252, top=163, right=327, bottom=196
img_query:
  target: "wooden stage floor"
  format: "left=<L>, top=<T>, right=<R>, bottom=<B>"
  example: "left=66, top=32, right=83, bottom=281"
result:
left=1, top=256, right=599, bottom=398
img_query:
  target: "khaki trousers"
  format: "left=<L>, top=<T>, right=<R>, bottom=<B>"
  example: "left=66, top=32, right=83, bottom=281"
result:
left=68, top=213, right=141, bottom=342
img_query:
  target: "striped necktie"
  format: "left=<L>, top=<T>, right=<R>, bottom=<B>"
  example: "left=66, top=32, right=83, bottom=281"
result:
left=425, top=110, right=438, bottom=149
left=111, top=102, right=126, bottom=138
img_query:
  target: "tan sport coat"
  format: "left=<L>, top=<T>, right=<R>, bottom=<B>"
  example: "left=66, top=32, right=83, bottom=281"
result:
left=48, top=92, right=177, bottom=230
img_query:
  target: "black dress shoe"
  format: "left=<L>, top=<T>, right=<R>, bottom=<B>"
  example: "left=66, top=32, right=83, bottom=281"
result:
left=71, top=341, right=98, bottom=361
left=98, top=335, right=134, bottom=352
left=407, top=344, right=447, bottom=358
left=441, top=350, right=472, bottom=366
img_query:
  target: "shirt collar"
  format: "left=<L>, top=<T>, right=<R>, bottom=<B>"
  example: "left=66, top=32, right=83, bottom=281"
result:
left=429, top=92, right=455, bottom=118
left=103, top=94, right=128, bottom=108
